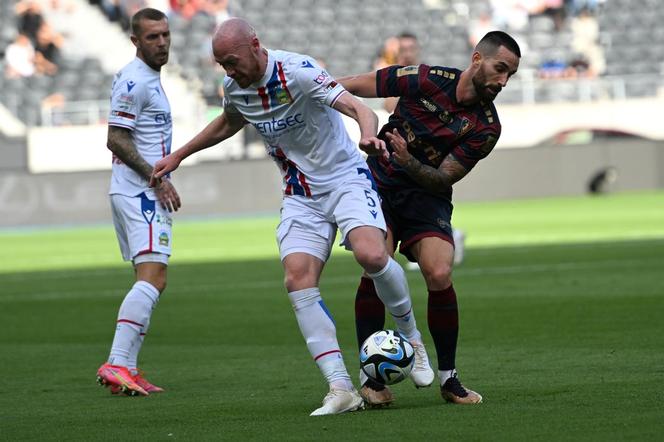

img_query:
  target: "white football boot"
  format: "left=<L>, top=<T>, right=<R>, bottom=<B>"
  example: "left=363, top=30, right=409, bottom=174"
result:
left=409, top=340, right=435, bottom=388
left=310, top=388, right=364, bottom=416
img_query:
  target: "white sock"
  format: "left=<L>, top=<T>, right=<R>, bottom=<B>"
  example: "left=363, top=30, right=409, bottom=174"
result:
left=288, top=288, right=353, bottom=391
left=368, top=257, right=422, bottom=343
left=127, top=322, right=148, bottom=376
left=439, top=369, right=456, bottom=386
left=108, top=281, right=159, bottom=367
left=319, top=355, right=354, bottom=391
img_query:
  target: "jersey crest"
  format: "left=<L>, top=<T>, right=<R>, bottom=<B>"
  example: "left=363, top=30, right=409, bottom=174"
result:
left=257, top=61, right=294, bottom=110
left=276, top=88, right=291, bottom=105
left=457, top=117, right=474, bottom=137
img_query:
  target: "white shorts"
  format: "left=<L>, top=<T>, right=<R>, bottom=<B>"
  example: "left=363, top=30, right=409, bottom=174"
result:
left=276, top=175, right=386, bottom=262
left=110, top=193, right=172, bottom=264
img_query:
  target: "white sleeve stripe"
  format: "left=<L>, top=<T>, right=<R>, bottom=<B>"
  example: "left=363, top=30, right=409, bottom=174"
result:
left=329, top=89, right=346, bottom=107
left=109, top=122, right=135, bottom=130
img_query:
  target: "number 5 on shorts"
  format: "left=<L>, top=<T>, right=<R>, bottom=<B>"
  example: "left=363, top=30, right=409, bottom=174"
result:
left=364, top=189, right=376, bottom=208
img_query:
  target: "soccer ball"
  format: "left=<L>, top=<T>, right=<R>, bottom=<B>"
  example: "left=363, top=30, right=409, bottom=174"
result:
left=360, top=330, right=414, bottom=385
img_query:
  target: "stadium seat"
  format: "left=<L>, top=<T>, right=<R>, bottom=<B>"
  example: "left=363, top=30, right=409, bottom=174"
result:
left=2, top=0, right=662, bottom=125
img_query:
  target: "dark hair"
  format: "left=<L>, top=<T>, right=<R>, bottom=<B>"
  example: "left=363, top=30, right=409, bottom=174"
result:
left=398, top=31, right=418, bottom=41
left=476, top=31, right=521, bottom=58
left=131, top=8, right=167, bottom=36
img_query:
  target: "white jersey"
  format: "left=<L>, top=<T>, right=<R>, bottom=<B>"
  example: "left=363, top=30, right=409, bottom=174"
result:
left=223, top=49, right=368, bottom=197
left=108, top=57, right=172, bottom=199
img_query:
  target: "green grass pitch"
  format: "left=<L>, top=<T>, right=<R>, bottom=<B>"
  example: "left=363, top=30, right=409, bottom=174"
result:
left=1, top=190, right=663, bottom=440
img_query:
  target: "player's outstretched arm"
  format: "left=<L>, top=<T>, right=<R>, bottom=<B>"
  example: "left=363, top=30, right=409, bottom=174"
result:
left=332, top=92, right=387, bottom=159
left=150, top=111, right=246, bottom=185
left=337, top=72, right=379, bottom=98
left=386, top=129, right=469, bottom=195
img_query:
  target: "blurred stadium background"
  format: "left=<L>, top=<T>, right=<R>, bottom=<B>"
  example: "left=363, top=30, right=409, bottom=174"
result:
left=1, top=0, right=663, bottom=227
left=2, top=2, right=663, bottom=438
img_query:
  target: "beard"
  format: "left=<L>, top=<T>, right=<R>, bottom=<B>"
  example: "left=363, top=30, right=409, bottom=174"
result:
left=472, top=74, right=500, bottom=102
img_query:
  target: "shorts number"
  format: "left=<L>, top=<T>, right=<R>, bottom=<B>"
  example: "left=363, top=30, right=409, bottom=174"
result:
left=364, top=190, right=376, bottom=208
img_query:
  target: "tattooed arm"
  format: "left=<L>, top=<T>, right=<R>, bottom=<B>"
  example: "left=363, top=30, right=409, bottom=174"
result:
left=107, top=125, right=181, bottom=212
left=385, top=128, right=469, bottom=195
left=107, top=125, right=153, bottom=180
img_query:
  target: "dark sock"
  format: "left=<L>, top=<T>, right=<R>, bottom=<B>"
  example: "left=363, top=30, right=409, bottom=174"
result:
left=355, top=277, right=386, bottom=390
left=427, top=285, right=459, bottom=370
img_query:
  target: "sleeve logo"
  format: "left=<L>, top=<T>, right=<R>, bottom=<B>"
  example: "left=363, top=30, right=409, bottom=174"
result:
left=396, top=65, right=419, bottom=77
left=111, top=110, right=136, bottom=120
left=480, top=135, right=498, bottom=154
left=313, top=70, right=330, bottom=85
left=324, top=80, right=338, bottom=91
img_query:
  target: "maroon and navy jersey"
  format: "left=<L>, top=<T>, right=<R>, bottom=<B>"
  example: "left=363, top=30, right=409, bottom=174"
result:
left=368, top=64, right=501, bottom=200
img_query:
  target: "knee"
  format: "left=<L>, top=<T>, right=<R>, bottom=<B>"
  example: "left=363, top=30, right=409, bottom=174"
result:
left=138, top=274, right=166, bottom=294
left=283, top=266, right=315, bottom=292
left=136, top=262, right=168, bottom=293
left=422, top=263, right=452, bottom=289
left=155, top=279, right=167, bottom=293
left=149, top=276, right=167, bottom=294
left=354, top=247, right=389, bottom=274
left=152, top=267, right=168, bottom=293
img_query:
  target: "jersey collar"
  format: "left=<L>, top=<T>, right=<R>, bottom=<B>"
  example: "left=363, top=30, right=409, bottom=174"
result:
left=256, top=49, right=275, bottom=87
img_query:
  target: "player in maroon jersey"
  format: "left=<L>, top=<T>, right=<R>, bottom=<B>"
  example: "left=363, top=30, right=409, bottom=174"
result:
left=339, top=31, right=520, bottom=406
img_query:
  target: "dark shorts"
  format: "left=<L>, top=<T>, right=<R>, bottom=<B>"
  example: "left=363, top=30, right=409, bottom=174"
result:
left=380, top=187, right=455, bottom=262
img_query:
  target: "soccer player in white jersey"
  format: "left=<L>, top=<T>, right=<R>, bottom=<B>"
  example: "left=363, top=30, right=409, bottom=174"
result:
left=151, top=18, right=434, bottom=416
left=96, top=8, right=181, bottom=397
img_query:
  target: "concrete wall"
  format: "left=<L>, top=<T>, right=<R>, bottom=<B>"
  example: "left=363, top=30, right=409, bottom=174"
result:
left=22, top=97, right=664, bottom=175
left=0, top=135, right=27, bottom=171
left=0, top=138, right=662, bottom=228
left=0, top=160, right=283, bottom=227
left=454, top=138, right=664, bottom=200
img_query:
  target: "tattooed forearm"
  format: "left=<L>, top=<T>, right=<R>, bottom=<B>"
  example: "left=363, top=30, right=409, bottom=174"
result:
left=401, top=155, right=468, bottom=196
left=402, top=157, right=452, bottom=195
left=107, top=126, right=153, bottom=180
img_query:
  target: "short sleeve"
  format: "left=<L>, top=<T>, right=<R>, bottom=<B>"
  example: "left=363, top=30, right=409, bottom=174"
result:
left=108, top=76, right=145, bottom=130
left=292, top=58, right=346, bottom=107
left=451, top=130, right=501, bottom=170
left=375, top=64, right=430, bottom=99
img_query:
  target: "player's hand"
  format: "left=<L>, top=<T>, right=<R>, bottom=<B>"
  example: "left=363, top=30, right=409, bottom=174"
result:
left=150, top=153, right=181, bottom=188
left=359, top=136, right=388, bottom=160
left=385, top=129, right=411, bottom=166
left=153, top=177, right=181, bottom=213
